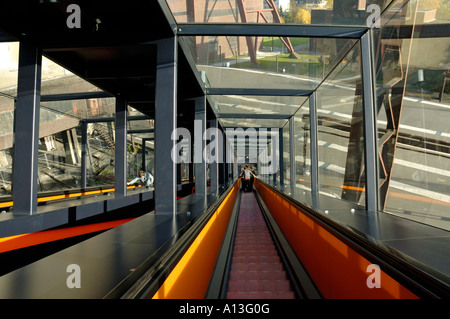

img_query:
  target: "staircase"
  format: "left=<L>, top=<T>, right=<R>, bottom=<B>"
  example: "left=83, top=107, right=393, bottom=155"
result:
left=226, top=192, right=295, bottom=299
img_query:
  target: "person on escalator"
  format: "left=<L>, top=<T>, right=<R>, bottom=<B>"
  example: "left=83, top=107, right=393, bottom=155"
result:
left=127, top=170, right=154, bottom=188
left=240, top=165, right=256, bottom=192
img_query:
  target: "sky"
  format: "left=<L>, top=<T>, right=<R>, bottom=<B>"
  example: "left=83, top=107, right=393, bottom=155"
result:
left=279, top=0, right=290, bottom=10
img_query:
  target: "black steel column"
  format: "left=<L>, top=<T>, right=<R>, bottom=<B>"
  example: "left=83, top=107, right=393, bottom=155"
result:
left=194, top=96, right=207, bottom=196
left=155, top=37, right=178, bottom=214
left=115, top=98, right=127, bottom=198
left=279, top=127, right=284, bottom=186
left=208, top=118, right=219, bottom=195
left=81, top=120, right=87, bottom=189
left=309, top=93, right=319, bottom=210
left=12, top=42, right=42, bottom=215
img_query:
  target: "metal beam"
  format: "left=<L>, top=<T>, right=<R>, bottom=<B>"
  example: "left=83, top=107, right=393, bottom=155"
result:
left=177, top=23, right=367, bottom=39
left=81, top=121, right=88, bottom=188
left=82, top=115, right=151, bottom=123
left=115, top=98, right=128, bottom=198
left=206, top=88, right=313, bottom=97
left=289, top=116, right=295, bottom=193
left=12, top=42, right=42, bottom=215
left=309, top=92, right=319, bottom=210
left=279, top=127, right=284, bottom=186
left=194, top=96, right=207, bottom=196
left=154, top=36, right=178, bottom=215
left=40, top=91, right=112, bottom=102
left=361, top=32, right=378, bottom=213
left=217, top=113, right=292, bottom=119
left=209, top=118, right=219, bottom=196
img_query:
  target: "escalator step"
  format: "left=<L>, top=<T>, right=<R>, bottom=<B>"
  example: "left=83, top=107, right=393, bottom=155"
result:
left=226, top=291, right=295, bottom=299
left=229, top=270, right=288, bottom=281
left=226, top=279, right=294, bottom=296
left=230, top=262, right=285, bottom=272
left=225, top=192, right=295, bottom=299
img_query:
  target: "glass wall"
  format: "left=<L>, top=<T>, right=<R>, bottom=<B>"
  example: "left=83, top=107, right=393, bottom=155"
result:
left=293, top=100, right=312, bottom=206
left=374, top=0, right=450, bottom=231
left=316, top=41, right=365, bottom=207
left=126, top=112, right=155, bottom=187
left=0, top=42, right=18, bottom=199
left=183, top=35, right=356, bottom=91
left=166, top=0, right=393, bottom=27
left=282, top=120, right=291, bottom=189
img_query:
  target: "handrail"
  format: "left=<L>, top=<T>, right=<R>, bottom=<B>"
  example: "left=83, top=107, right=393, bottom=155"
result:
left=205, top=185, right=241, bottom=299
left=106, top=180, right=238, bottom=299
left=255, top=179, right=450, bottom=299
left=253, top=187, right=322, bottom=299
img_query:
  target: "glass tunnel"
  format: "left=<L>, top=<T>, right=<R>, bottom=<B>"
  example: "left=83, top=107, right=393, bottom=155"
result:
left=0, top=0, right=448, bottom=300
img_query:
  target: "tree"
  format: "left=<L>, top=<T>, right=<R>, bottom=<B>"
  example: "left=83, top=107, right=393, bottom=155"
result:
left=295, top=8, right=311, bottom=24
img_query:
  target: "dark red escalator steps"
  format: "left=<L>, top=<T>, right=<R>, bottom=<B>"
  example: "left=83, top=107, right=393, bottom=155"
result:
left=226, top=291, right=296, bottom=299
left=225, top=192, right=295, bottom=299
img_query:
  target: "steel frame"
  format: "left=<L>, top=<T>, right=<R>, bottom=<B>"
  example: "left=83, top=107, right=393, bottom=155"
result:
left=154, top=36, right=178, bottom=215
left=194, top=95, right=207, bottom=196
left=114, top=98, right=128, bottom=198
left=12, top=42, right=42, bottom=215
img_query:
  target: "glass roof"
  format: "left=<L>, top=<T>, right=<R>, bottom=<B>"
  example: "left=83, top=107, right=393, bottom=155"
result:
left=166, top=0, right=394, bottom=27
left=163, top=1, right=377, bottom=129
left=209, top=94, right=307, bottom=116
left=219, top=117, right=287, bottom=128
left=183, top=35, right=357, bottom=91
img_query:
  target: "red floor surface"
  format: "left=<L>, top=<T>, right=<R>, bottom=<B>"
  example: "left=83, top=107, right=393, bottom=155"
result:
left=226, top=191, right=295, bottom=299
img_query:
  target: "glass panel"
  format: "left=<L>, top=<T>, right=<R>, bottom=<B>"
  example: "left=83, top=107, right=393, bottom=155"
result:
left=219, top=117, right=287, bottom=128
left=294, top=100, right=312, bottom=205
left=86, top=122, right=115, bottom=187
left=126, top=114, right=155, bottom=187
left=210, top=94, right=306, bottom=115
left=0, top=96, right=14, bottom=198
left=41, top=97, right=115, bottom=121
left=0, top=42, right=18, bottom=199
left=374, top=0, right=450, bottom=231
left=37, top=124, right=83, bottom=192
left=41, top=56, right=103, bottom=96
left=182, top=35, right=356, bottom=90
left=316, top=41, right=365, bottom=207
left=166, top=0, right=394, bottom=27
left=282, top=121, right=290, bottom=188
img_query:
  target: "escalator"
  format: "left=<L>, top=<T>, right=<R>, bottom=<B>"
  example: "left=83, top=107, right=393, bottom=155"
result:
left=225, top=191, right=295, bottom=298
left=123, top=180, right=320, bottom=299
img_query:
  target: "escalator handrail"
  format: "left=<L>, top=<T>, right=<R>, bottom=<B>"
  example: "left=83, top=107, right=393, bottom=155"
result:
left=256, top=179, right=450, bottom=299
left=106, top=179, right=238, bottom=299
left=253, top=188, right=322, bottom=299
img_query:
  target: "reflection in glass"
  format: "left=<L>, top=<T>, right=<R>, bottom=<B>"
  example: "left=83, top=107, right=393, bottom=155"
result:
left=373, top=0, right=450, bottom=230
left=37, top=123, right=83, bottom=192
left=0, top=42, right=18, bottom=198
left=0, top=96, right=14, bottom=197
left=210, top=94, right=306, bottom=116
left=182, top=35, right=356, bottom=90
left=282, top=121, right=290, bottom=188
left=41, top=56, right=103, bottom=96
left=294, top=101, right=312, bottom=204
left=316, top=42, right=365, bottom=207
left=166, top=0, right=393, bottom=26
left=126, top=115, right=155, bottom=187
left=219, top=118, right=287, bottom=128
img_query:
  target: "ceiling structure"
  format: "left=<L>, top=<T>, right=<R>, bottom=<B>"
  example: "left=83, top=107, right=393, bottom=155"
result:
left=0, top=0, right=382, bottom=131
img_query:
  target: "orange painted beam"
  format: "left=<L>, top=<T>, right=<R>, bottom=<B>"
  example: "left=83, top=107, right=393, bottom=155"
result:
left=152, top=181, right=240, bottom=299
left=254, top=179, right=418, bottom=299
left=0, top=218, right=134, bottom=254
